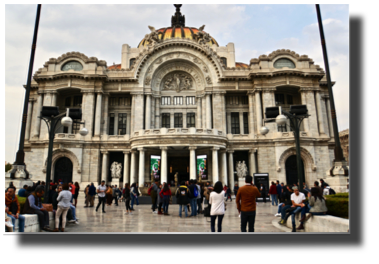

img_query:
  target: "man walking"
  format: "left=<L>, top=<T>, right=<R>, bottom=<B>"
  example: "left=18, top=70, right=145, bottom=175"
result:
left=276, top=180, right=282, bottom=203
left=236, top=175, right=261, bottom=232
left=85, top=183, right=96, bottom=207
left=96, top=180, right=107, bottom=213
left=112, top=185, right=119, bottom=206
left=188, top=180, right=198, bottom=217
left=150, top=180, right=159, bottom=213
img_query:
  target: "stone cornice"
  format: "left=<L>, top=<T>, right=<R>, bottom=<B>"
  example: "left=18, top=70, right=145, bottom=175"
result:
left=188, top=146, right=197, bottom=150
left=81, top=90, right=95, bottom=94
left=130, top=91, right=144, bottom=96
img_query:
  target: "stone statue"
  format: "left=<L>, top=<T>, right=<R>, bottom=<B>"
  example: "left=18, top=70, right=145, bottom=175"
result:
left=236, top=160, right=247, bottom=178
left=192, top=25, right=211, bottom=46
left=110, top=161, right=122, bottom=178
left=145, top=26, right=164, bottom=46
left=174, top=172, right=178, bottom=186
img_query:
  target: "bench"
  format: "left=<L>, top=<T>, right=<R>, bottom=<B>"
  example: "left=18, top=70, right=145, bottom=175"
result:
left=12, top=212, right=55, bottom=232
left=285, top=213, right=349, bottom=232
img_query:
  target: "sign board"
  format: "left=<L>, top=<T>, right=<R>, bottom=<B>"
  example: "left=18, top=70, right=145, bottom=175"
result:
left=196, top=155, right=208, bottom=180
left=150, top=155, right=161, bottom=180
left=254, top=173, right=270, bottom=202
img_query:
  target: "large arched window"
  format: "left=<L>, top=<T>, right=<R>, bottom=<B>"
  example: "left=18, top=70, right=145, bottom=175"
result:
left=274, top=58, right=295, bottom=69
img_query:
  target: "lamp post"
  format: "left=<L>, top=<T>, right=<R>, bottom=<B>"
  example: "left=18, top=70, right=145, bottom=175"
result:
left=261, top=105, right=309, bottom=192
left=39, top=107, right=88, bottom=202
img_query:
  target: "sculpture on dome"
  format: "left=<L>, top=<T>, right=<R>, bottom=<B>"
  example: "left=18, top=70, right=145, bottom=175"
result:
left=192, top=25, right=211, bottom=46
left=145, top=26, right=163, bottom=46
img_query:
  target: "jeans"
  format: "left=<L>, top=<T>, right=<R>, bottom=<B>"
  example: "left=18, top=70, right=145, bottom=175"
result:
left=163, top=196, right=170, bottom=213
left=130, top=195, right=137, bottom=209
left=271, top=194, right=278, bottom=206
left=240, top=211, right=256, bottom=232
left=96, top=196, right=106, bottom=212
left=290, top=207, right=302, bottom=224
left=197, top=198, right=202, bottom=213
left=210, top=214, right=224, bottom=232
left=151, top=195, right=157, bottom=212
left=179, top=204, right=188, bottom=217
left=34, top=210, right=50, bottom=229
left=280, top=205, right=292, bottom=219
left=70, top=204, right=77, bottom=220
left=277, top=203, right=284, bottom=213
left=311, top=212, right=326, bottom=216
left=190, top=198, right=197, bottom=216
left=300, top=204, right=310, bottom=218
left=226, top=194, right=232, bottom=201
left=7, top=214, right=25, bottom=232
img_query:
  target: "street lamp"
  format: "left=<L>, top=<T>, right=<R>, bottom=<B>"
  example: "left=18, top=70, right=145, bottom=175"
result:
left=262, top=105, right=309, bottom=191
left=39, top=107, right=88, bottom=202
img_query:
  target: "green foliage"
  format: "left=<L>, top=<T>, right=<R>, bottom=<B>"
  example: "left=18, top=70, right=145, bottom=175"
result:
left=324, top=192, right=349, bottom=219
left=17, top=196, right=27, bottom=213
left=5, top=163, right=12, bottom=172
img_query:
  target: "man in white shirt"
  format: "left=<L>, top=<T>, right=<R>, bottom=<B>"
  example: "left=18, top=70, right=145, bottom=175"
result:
left=96, top=180, right=107, bottom=213
left=289, top=187, right=306, bottom=232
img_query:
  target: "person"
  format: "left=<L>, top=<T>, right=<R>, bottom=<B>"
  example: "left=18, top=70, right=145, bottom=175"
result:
left=73, top=182, right=80, bottom=207
left=259, top=183, right=266, bottom=203
left=25, top=186, right=32, bottom=197
left=225, top=185, right=232, bottom=201
left=277, top=185, right=293, bottom=221
left=106, top=185, right=113, bottom=205
left=48, top=185, right=56, bottom=204
left=118, top=186, right=123, bottom=202
left=68, top=182, right=75, bottom=203
left=86, top=183, right=96, bottom=207
left=297, top=187, right=328, bottom=230
left=313, top=181, right=323, bottom=196
left=84, top=184, right=89, bottom=205
left=123, top=183, right=132, bottom=214
left=5, top=187, right=25, bottom=232
left=289, top=186, right=306, bottom=232
left=209, top=181, right=226, bottom=232
left=17, top=185, right=28, bottom=198
left=268, top=182, right=278, bottom=206
left=196, top=180, right=203, bottom=214
left=96, top=180, right=107, bottom=213
left=236, top=175, right=261, bottom=232
left=136, top=183, right=141, bottom=205
left=160, top=182, right=172, bottom=215
left=276, top=180, right=282, bottom=203
left=23, top=185, right=52, bottom=232
left=303, top=182, right=310, bottom=193
left=223, top=185, right=228, bottom=198
left=320, top=179, right=329, bottom=189
left=233, top=183, right=239, bottom=198
left=150, top=180, right=159, bottom=214
left=176, top=181, right=190, bottom=218
left=157, top=183, right=163, bottom=215
left=130, top=183, right=138, bottom=210
left=53, top=183, right=72, bottom=232
left=188, top=180, right=198, bottom=217
left=112, top=185, right=119, bottom=206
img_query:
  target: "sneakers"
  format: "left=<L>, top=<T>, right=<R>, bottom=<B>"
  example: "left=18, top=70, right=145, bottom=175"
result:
left=68, top=219, right=76, bottom=223
left=74, top=220, right=79, bottom=225
left=275, top=213, right=281, bottom=217
left=153, top=211, right=157, bottom=214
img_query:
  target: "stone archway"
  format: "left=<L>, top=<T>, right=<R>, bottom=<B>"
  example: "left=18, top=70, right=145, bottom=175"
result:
left=54, top=157, right=73, bottom=183
left=43, top=149, right=81, bottom=183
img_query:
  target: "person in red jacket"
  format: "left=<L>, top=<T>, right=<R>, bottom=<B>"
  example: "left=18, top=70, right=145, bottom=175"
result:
left=159, top=182, right=172, bottom=215
left=268, top=182, right=278, bottom=206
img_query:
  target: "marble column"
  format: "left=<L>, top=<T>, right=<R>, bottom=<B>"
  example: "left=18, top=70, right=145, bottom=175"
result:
left=101, top=151, right=109, bottom=183
left=155, top=98, right=160, bottom=129
left=249, top=149, right=256, bottom=175
left=102, top=94, right=109, bottom=135
left=255, top=91, right=262, bottom=134
left=239, top=112, right=244, bottom=134
left=33, top=93, right=43, bottom=139
left=145, top=94, right=151, bottom=129
left=212, top=147, right=219, bottom=183
left=161, top=147, right=168, bottom=183
left=226, top=112, right=231, bottom=134
left=25, top=100, right=34, bottom=141
left=196, top=96, right=202, bottom=128
left=151, top=96, right=155, bottom=129
left=126, top=113, right=131, bottom=135
left=130, top=150, right=137, bottom=183
left=301, top=91, right=310, bottom=132
left=189, top=146, right=197, bottom=180
left=206, top=93, right=212, bottom=129
left=82, top=91, right=95, bottom=139
left=138, top=148, right=145, bottom=185
left=202, top=95, right=206, bottom=128
left=220, top=150, right=227, bottom=186
left=316, top=91, right=326, bottom=135
left=94, top=92, right=102, bottom=137
left=227, top=150, right=235, bottom=188
left=51, top=92, right=57, bottom=106
left=248, top=93, right=254, bottom=135
left=123, top=151, right=130, bottom=185
left=131, top=95, right=135, bottom=134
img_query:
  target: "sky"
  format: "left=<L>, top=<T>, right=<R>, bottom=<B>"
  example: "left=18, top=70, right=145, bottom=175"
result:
left=3, top=4, right=349, bottom=164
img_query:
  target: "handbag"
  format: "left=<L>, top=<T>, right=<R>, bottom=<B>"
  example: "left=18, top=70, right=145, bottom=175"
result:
left=42, top=203, right=53, bottom=212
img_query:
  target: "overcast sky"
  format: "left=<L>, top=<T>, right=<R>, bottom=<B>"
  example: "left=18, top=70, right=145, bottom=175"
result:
left=4, top=4, right=349, bottom=163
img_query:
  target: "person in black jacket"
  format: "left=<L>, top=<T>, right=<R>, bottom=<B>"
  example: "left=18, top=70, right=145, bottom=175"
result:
left=278, top=185, right=294, bottom=225
left=176, top=181, right=190, bottom=218
left=123, top=183, right=132, bottom=214
left=188, top=180, right=197, bottom=217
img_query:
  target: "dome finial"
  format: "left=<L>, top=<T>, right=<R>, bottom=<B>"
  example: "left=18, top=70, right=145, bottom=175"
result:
left=172, top=4, right=185, bottom=27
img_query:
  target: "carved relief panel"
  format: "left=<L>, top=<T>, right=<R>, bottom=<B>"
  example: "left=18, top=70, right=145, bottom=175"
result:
left=162, top=71, right=194, bottom=92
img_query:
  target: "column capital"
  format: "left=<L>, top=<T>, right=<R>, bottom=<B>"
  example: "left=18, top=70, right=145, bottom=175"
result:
left=95, top=90, right=104, bottom=94
left=137, top=147, right=145, bottom=151
left=227, top=149, right=234, bottom=154
left=188, top=146, right=197, bottom=150
left=45, top=90, right=58, bottom=95
left=29, top=98, right=36, bottom=102
left=160, top=146, right=168, bottom=150
left=262, top=87, right=276, bottom=93
left=131, top=149, right=138, bottom=154
left=247, top=91, right=255, bottom=95
left=212, top=147, right=220, bottom=151
left=251, top=88, right=263, bottom=93
left=219, top=149, right=227, bottom=153
left=37, top=90, right=45, bottom=95
left=123, top=150, right=131, bottom=154
left=249, top=148, right=257, bottom=154
left=101, top=150, right=109, bottom=154
left=103, top=92, right=110, bottom=96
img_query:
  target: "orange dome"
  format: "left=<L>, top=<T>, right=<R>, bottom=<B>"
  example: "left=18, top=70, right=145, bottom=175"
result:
left=138, top=26, right=219, bottom=48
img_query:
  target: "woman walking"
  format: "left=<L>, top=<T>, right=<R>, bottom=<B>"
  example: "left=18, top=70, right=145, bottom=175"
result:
left=130, top=183, right=138, bottom=210
left=160, top=182, right=172, bottom=215
left=106, top=185, right=113, bottom=206
left=73, top=182, right=80, bottom=207
left=209, top=181, right=226, bottom=232
left=157, top=184, right=163, bottom=215
left=53, top=184, right=72, bottom=232
left=123, top=183, right=132, bottom=214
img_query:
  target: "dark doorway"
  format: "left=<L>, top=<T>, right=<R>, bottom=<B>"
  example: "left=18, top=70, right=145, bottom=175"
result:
left=285, top=155, right=305, bottom=186
left=168, top=156, right=189, bottom=186
left=109, top=152, right=124, bottom=183
left=233, top=151, right=249, bottom=181
left=54, top=157, right=73, bottom=184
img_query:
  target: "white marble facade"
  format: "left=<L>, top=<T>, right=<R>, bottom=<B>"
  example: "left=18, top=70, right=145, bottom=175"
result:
left=22, top=15, right=336, bottom=189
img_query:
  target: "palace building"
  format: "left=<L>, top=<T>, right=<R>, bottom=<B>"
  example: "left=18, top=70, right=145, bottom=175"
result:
left=23, top=5, right=336, bottom=189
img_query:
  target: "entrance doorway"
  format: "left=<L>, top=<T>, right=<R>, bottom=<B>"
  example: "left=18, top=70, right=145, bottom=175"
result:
left=168, top=156, right=189, bottom=186
left=54, top=157, right=73, bottom=184
left=285, top=155, right=305, bottom=186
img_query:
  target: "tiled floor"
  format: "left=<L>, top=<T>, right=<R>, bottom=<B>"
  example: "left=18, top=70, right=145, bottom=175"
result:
left=64, top=196, right=286, bottom=233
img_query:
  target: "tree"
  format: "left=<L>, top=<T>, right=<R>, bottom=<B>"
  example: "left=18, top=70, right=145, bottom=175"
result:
left=5, top=163, right=12, bottom=172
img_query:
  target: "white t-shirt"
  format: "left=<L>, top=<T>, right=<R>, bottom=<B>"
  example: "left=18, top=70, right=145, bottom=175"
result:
left=291, top=192, right=306, bottom=204
left=97, top=185, right=107, bottom=197
left=209, top=191, right=225, bottom=216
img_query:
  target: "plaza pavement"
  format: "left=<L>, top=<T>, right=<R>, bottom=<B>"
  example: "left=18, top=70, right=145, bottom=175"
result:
left=65, top=196, right=288, bottom=233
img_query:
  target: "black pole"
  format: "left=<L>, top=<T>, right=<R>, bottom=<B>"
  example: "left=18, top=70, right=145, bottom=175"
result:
left=10, top=4, right=42, bottom=179
left=293, top=118, right=304, bottom=192
left=44, top=118, right=56, bottom=202
left=315, top=4, right=345, bottom=162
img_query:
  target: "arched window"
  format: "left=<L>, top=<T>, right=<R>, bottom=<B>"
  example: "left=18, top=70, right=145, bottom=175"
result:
left=274, top=58, right=295, bottom=69
left=221, top=57, right=227, bottom=67
left=129, top=58, right=136, bottom=68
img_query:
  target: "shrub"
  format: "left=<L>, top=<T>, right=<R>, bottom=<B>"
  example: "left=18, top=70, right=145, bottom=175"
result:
left=324, top=192, right=349, bottom=219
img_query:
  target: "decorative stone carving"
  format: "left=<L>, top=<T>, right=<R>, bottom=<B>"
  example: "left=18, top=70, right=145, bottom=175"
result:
left=236, top=161, right=247, bottom=178
left=205, top=76, right=212, bottom=85
left=192, top=25, right=211, bottom=46
left=203, top=66, right=208, bottom=73
left=193, top=57, right=201, bottom=64
left=156, top=58, right=163, bottom=64
left=145, top=75, right=152, bottom=85
left=110, top=161, right=122, bottom=178
left=163, top=72, right=193, bottom=92
left=145, top=26, right=164, bottom=46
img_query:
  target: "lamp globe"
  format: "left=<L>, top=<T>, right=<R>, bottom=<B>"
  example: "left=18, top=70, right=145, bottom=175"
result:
left=61, top=116, right=73, bottom=127
left=276, top=114, right=287, bottom=126
left=260, top=126, right=269, bottom=135
left=79, top=127, right=89, bottom=136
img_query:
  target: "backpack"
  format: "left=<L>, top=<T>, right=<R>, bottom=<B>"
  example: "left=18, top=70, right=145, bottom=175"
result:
left=193, top=186, right=198, bottom=197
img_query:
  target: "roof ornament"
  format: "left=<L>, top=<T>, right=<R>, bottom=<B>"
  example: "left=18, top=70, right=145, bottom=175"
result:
left=192, top=25, right=211, bottom=45
left=145, top=26, right=164, bottom=47
left=172, top=4, right=185, bottom=27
